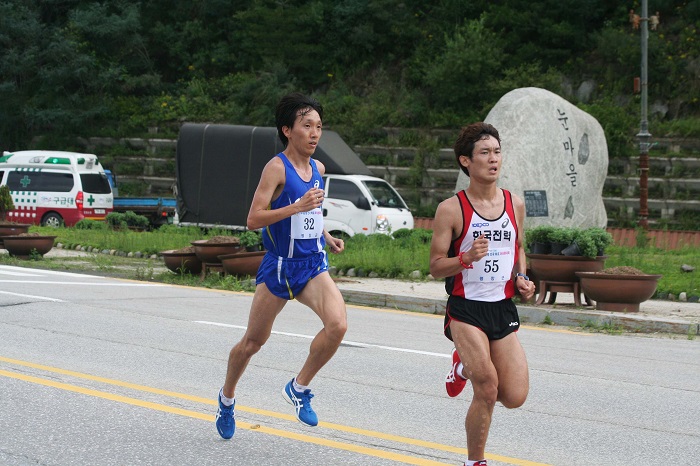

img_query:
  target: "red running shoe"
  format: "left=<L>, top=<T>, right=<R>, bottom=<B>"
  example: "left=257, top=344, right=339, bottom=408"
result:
left=446, top=347, right=467, bottom=397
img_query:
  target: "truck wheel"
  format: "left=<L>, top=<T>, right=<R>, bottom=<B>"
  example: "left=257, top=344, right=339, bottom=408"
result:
left=42, top=213, right=64, bottom=228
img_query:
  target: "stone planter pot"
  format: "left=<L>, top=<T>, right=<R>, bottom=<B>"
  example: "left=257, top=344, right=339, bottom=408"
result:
left=576, top=271, right=662, bottom=312
left=527, top=253, right=607, bottom=283
left=3, top=235, right=57, bottom=259
left=191, top=239, right=244, bottom=265
left=0, top=223, right=31, bottom=248
left=219, top=251, right=266, bottom=277
left=161, top=249, right=202, bottom=275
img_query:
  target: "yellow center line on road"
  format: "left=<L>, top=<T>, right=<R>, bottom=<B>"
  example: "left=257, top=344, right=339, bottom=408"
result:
left=0, top=369, right=446, bottom=466
left=0, top=356, right=552, bottom=466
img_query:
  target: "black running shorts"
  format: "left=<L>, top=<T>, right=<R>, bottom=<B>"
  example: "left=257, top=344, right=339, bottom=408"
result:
left=444, top=295, right=520, bottom=341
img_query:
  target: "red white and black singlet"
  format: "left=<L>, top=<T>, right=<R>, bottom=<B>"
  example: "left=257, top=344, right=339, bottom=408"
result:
left=445, top=189, right=519, bottom=302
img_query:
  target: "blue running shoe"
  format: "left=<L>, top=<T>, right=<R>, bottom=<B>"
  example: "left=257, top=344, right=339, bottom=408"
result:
left=283, top=379, right=318, bottom=426
left=216, top=388, right=235, bottom=439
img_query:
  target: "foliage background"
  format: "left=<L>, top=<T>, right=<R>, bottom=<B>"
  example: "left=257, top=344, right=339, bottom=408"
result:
left=2, top=0, right=700, bottom=153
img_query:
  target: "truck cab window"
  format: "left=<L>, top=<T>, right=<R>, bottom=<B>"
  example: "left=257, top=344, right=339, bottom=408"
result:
left=363, top=180, right=407, bottom=209
left=327, top=179, right=365, bottom=208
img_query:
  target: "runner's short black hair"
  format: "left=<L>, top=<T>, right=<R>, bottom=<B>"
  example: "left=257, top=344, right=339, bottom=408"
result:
left=275, top=93, right=324, bottom=147
left=453, top=122, right=500, bottom=177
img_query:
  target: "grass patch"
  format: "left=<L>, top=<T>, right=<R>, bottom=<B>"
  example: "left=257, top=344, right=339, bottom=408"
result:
left=604, top=245, right=699, bottom=297
left=11, top=225, right=699, bottom=298
left=580, top=319, right=624, bottom=335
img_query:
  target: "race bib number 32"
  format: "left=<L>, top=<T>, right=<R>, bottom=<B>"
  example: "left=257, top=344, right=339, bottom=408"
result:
left=291, top=208, right=323, bottom=239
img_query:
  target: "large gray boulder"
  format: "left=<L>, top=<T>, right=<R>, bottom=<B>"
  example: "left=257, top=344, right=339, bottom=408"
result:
left=456, top=87, right=608, bottom=228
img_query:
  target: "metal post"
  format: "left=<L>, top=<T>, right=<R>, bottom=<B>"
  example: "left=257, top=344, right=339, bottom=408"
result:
left=637, top=0, right=651, bottom=229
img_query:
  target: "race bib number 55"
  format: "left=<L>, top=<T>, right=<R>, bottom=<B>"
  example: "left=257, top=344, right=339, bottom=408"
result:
left=291, top=208, right=323, bottom=239
left=466, top=247, right=514, bottom=283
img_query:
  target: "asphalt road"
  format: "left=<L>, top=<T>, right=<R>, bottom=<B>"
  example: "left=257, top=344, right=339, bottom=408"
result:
left=1, top=264, right=698, bottom=466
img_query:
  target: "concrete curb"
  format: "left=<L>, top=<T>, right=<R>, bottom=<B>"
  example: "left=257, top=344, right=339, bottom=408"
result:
left=339, top=290, right=699, bottom=336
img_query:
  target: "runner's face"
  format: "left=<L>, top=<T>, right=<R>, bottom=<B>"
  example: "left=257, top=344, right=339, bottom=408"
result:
left=283, top=109, right=322, bottom=157
left=463, top=135, right=501, bottom=180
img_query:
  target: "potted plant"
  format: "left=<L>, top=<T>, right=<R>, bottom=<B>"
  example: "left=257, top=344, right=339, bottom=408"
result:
left=191, top=235, right=244, bottom=264
left=587, top=227, right=614, bottom=256
left=0, top=185, right=31, bottom=247
left=549, top=227, right=576, bottom=255
left=0, top=185, right=14, bottom=223
left=219, top=250, right=266, bottom=277
left=526, top=226, right=608, bottom=306
left=2, top=232, right=57, bottom=259
left=526, top=225, right=556, bottom=254
left=161, top=246, right=202, bottom=275
left=238, top=230, right=263, bottom=252
left=576, top=266, right=662, bottom=312
left=561, top=228, right=598, bottom=258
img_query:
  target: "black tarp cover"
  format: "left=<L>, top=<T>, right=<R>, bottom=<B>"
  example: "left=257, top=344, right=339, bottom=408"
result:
left=176, top=123, right=372, bottom=228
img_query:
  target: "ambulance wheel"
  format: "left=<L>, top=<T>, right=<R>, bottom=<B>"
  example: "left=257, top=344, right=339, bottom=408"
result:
left=42, top=213, right=64, bottom=228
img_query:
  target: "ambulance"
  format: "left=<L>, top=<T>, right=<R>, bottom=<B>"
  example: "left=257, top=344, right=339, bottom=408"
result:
left=0, top=150, right=113, bottom=227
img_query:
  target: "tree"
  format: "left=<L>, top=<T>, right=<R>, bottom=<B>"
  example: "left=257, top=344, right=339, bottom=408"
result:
left=0, top=185, right=15, bottom=223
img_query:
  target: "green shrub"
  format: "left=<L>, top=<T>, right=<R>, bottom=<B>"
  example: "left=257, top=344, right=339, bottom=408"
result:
left=106, top=211, right=148, bottom=230
left=0, top=185, right=15, bottom=222
left=525, top=225, right=556, bottom=246
left=571, top=229, right=598, bottom=258
left=588, top=227, right=614, bottom=254
left=410, top=228, right=433, bottom=244
left=238, top=230, right=262, bottom=249
left=549, top=227, right=575, bottom=245
left=75, top=219, right=108, bottom=230
left=124, top=211, right=149, bottom=229
left=106, top=212, right=128, bottom=230
left=391, top=228, right=413, bottom=239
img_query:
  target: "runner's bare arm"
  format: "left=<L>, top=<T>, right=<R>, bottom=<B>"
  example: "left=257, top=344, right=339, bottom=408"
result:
left=512, top=194, right=536, bottom=299
left=324, top=230, right=344, bottom=254
left=315, top=159, right=326, bottom=176
left=247, top=158, right=323, bottom=230
left=430, top=197, right=481, bottom=278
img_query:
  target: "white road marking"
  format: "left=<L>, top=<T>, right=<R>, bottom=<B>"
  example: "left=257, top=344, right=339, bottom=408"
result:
left=0, top=291, right=63, bottom=302
left=0, top=270, right=41, bottom=277
left=194, top=320, right=450, bottom=358
left=0, top=280, right=162, bottom=286
left=0, top=265, right=109, bottom=279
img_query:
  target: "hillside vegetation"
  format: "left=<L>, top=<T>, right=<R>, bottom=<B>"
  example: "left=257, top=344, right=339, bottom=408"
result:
left=2, top=0, right=700, bottom=155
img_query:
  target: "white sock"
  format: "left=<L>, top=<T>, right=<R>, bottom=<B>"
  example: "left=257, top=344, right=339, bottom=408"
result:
left=456, top=362, right=466, bottom=380
left=219, top=388, right=235, bottom=407
left=465, top=461, right=486, bottom=466
left=293, top=377, right=308, bottom=393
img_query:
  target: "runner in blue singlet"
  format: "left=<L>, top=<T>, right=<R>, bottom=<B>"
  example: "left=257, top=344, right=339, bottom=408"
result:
left=215, top=93, right=347, bottom=442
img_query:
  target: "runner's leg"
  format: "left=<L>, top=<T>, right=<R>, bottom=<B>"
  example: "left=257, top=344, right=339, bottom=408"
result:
left=294, top=272, right=347, bottom=385
left=490, top=332, right=529, bottom=408
left=450, top=320, right=497, bottom=461
left=222, top=283, right=287, bottom=398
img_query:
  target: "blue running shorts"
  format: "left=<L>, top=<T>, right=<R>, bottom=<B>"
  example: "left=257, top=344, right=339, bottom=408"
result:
left=256, top=251, right=328, bottom=300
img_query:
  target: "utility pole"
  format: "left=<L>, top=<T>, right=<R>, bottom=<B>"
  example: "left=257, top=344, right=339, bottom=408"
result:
left=637, top=0, right=651, bottom=229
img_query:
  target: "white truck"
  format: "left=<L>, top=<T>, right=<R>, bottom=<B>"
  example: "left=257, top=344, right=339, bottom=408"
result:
left=175, top=123, right=413, bottom=236
left=322, top=173, right=413, bottom=237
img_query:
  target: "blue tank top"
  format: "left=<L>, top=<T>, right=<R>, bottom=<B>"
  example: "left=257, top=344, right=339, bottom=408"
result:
left=262, top=153, right=326, bottom=258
